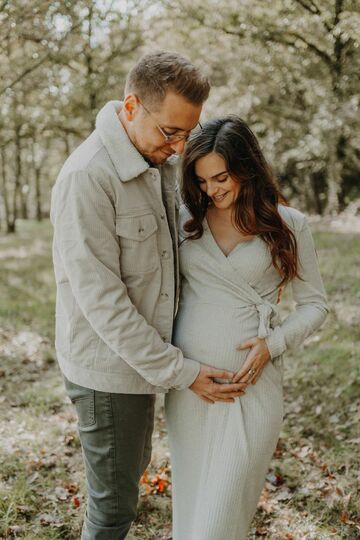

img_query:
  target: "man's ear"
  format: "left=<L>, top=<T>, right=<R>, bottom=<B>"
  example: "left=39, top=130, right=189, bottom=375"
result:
left=123, top=94, right=139, bottom=122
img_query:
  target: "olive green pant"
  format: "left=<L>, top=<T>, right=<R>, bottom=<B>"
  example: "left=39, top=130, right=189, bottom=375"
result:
left=64, top=376, right=155, bottom=540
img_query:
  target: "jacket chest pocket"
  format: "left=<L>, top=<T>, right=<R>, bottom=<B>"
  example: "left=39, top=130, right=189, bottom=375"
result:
left=116, top=212, right=160, bottom=275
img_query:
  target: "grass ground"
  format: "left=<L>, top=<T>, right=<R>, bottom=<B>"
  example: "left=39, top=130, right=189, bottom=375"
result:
left=0, top=219, right=359, bottom=539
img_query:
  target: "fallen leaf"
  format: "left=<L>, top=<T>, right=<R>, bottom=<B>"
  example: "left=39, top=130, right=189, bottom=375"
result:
left=276, top=488, right=293, bottom=501
left=64, top=433, right=76, bottom=446
left=339, top=511, right=360, bottom=526
left=55, top=486, right=69, bottom=501
left=72, top=496, right=81, bottom=508
left=65, top=482, right=79, bottom=494
left=255, top=526, right=268, bottom=536
left=39, top=513, right=57, bottom=526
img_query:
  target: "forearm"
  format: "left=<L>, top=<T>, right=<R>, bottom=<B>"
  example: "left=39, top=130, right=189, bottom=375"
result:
left=265, top=219, right=329, bottom=359
left=265, top=302, right=328, bottom=358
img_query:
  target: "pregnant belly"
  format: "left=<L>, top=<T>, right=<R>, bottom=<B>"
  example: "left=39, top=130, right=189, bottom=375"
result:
left=173, top=302, right=260, bottom=372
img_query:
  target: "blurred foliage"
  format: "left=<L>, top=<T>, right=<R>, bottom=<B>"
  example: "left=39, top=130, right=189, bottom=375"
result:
left=0, top=0, right=359, bottom=232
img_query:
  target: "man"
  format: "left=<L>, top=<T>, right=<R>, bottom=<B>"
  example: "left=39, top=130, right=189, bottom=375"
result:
left=50, top=51, right=246, bottom=539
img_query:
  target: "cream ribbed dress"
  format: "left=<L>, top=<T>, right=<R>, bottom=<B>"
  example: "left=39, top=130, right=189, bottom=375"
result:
left=165, top=205, right=328, bottom=540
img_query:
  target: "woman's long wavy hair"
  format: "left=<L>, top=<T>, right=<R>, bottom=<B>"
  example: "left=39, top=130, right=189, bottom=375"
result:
left=182, top=115, right=299, bottom=286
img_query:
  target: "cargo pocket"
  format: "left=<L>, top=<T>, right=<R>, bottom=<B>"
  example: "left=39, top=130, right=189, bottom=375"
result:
left=116, top=212, right=159, bottom=275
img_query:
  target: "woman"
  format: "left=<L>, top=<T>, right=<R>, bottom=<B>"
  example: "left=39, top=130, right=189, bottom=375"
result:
left=165, top=116, right=329, bottom=539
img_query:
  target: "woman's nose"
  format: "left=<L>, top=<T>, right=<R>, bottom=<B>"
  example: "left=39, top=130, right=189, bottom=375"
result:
left=206, top=183, right=218, bottom=197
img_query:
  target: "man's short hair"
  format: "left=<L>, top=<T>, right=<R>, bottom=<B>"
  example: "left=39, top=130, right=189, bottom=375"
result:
left=125, top=51, right=210, bottom=109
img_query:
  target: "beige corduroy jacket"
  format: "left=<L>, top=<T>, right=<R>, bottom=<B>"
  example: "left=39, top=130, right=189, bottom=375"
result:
left=50, top=100, right=201, bottom=394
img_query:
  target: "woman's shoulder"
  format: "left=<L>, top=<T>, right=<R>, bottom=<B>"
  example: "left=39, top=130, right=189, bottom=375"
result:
left=178, top=205, right=193, bottom=240
left=277, top=204, right=307, bottom=232
left=179, top=204, right=192, bottom=225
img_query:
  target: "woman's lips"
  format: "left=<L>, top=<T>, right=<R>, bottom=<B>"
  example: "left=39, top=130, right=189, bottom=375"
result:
left=213, top=192, right=228, bottom=201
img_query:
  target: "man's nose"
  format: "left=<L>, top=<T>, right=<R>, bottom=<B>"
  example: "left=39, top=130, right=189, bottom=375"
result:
left=169, top=139, right=186, bottom=155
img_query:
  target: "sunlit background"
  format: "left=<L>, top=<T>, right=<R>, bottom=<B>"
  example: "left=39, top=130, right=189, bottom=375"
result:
left=0, top=1, right=359, bottom=539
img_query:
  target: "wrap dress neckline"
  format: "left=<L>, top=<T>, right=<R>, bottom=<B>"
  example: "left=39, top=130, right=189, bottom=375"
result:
left=203, top=216, right=259, bottom=259
left=196, top=217, right=281, bottom=342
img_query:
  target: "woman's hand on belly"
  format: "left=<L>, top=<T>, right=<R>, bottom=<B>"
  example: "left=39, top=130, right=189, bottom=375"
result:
left=232, top=337, right=271, bottom=386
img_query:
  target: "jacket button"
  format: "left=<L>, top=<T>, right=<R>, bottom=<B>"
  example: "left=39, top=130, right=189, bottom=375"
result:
left=161, top=292, right=169, bottom=298
left=160, top=214, right=165, bottom=220
left=161, top=250, right=169, bottom=259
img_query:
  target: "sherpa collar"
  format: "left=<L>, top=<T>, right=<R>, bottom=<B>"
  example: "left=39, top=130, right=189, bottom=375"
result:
left=95, top=100, right=149, bottom=182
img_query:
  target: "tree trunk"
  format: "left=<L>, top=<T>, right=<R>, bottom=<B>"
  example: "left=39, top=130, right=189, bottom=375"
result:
left=9, top=133, right=21, bottom=233
left=325, top=0, right=345, bottom=215
left=12, top=124, right=24, bottom=226
left=303, top=173, right=314, bottom=213
left=86, top=4, right=97, bottom=130
left=35, top=168, right=42, bottom=221
left=31, top=141, right=43, bottom=221
left=63, top=134, right=70, bottom=156
left=0, top=146, right=11, bottom=231
left=310, top=172, right=324, bottom=215
left=1, top=147, right=17, bottom=233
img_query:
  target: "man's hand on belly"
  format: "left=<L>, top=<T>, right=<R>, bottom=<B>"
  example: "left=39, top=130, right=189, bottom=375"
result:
left=190, top=364, right=247, bottom=404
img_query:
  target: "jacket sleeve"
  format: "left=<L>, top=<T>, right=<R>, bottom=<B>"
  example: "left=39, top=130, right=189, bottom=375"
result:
left=265, top=216, right=329, bottom=359
left=51, top=170, right=200, bottom=389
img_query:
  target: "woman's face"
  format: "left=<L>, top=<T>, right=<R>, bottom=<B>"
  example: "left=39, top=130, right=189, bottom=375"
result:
left=194, top=152, right=240, bottom=210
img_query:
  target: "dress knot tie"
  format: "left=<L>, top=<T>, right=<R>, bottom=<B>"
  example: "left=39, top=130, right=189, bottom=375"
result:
left=256, top=302, right=276, bottom=339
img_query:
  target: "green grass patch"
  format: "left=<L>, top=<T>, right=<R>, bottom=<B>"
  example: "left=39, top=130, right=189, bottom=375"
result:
left=0, top=220, right=359, bottom=539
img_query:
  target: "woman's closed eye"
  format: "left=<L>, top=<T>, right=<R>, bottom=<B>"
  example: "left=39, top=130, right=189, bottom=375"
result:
left=196, top=175, right=229, bottom=185
left=217, top=176, right=228, bottom=183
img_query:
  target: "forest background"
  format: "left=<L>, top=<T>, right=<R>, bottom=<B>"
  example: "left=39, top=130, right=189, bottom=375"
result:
left=0, top=1, right=359, bottom=539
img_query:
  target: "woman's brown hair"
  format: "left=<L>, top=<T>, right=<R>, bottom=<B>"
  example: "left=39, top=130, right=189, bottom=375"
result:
left=182, top=115, right=300, bottom=286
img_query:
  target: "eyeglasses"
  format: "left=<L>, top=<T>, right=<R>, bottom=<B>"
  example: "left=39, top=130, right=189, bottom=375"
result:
left=138, top=99, right=202, bottom=143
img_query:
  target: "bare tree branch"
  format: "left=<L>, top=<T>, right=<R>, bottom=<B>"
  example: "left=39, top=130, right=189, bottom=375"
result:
left=293, top=0, right=321, bottom=17
left=50, top=125, right=85, bottom=138
left=164, top=2, right=332, bottom=69
left=0, top=0, right=9, bottom=12
left=0, top=138, right=12, bottom=150
left=267, top=30, right=333, bottom=68
left=104, top=42, right=141, bottom=65
left=0, top=17, right=85, bottom=96
left=292, top=0, right=332, bottom=32
left=334, top=0, right=344, bottom=27
left=18, top=32, right=47, bottom=43
left=0, top=52, right=51, bottom=96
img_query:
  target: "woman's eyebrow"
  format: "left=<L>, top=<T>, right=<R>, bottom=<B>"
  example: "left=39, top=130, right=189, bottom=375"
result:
left=210, top=170, right=228, bottom=179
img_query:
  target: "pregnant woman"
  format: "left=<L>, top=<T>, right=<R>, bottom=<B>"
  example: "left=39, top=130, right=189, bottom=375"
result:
left=165, top=116, right=329, bottom=539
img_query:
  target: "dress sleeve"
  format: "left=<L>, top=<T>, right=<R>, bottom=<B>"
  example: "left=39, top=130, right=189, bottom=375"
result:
left=264, top=217, right=329, bottom=359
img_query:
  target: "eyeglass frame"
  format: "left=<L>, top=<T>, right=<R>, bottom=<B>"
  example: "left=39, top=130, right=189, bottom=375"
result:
left=137, top=98, right=202, bottom=143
